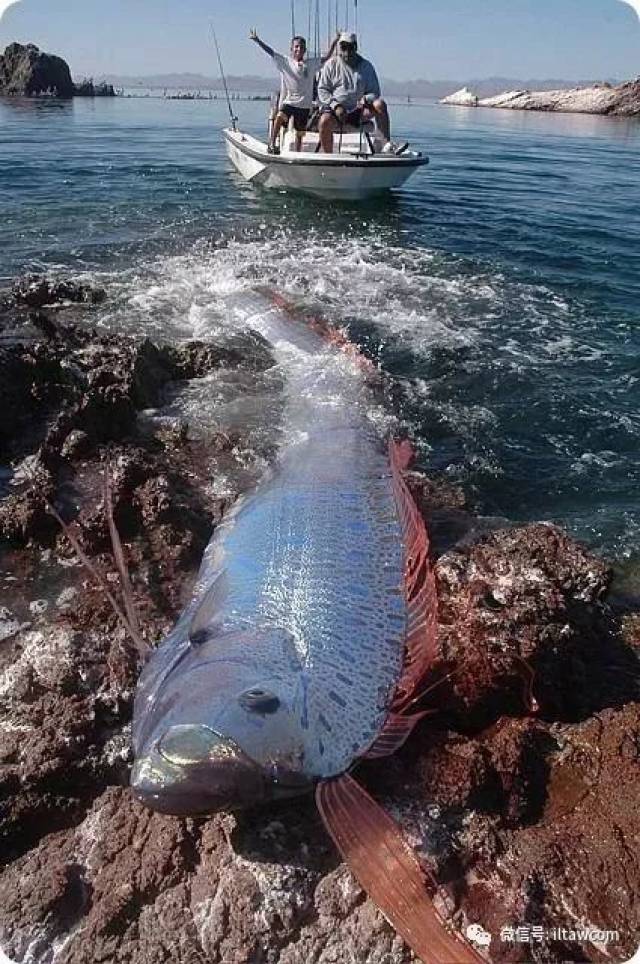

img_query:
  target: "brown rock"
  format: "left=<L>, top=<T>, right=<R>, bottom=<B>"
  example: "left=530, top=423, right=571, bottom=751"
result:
left=431, top=523, right=629, bottom=727
left=0, top=43, right=74, bottom=98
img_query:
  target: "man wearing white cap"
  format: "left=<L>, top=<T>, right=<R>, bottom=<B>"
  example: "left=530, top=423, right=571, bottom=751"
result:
left=317, top=33, right=404, bottom=154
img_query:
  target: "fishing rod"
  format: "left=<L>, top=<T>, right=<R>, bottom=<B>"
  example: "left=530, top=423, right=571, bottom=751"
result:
left=211, top=25, right=238, bottom=131
left=291, top=0, right=296, bottom=37
left=315, top=0, right=321, bottom=57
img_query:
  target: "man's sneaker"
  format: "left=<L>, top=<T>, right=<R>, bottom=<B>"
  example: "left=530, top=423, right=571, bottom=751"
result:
left=382, top=140, right=409, bottom=156
left=267, top=144, right=280, bottom=155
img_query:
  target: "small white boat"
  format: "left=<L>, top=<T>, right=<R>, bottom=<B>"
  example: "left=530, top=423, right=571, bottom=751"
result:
left=224, top=125, right=429, bottom=201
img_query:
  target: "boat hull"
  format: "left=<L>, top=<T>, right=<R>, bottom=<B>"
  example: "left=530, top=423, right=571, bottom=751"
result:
left=223, top=129, right=428, bottom=201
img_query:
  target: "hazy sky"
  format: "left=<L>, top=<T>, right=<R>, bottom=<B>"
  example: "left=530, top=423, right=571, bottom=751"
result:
left=0, top=0, right=639, bottom=79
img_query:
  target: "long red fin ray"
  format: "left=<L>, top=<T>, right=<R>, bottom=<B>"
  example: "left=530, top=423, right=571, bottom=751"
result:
left=316, top=775, right=486, bottom=964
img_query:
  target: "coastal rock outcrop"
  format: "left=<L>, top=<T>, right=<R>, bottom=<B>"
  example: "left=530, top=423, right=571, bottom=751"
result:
left=441, top=79, right=640, bottom=116
left=0, top=43, right=74, bottom=98
left=441, top=86, right=479, bottom=107
left=73, top=78, right=116, bottom=98
left=0, top=44, right=116, bottom=98
left=481, top=79, right=640, bottom=116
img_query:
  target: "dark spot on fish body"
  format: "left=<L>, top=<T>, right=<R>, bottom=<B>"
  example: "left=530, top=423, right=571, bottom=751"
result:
left=335, top=672, right=353, bottom=687
left=318, top=712, right=333, bottom=732
left=328, top=690, right=347, bottom=709
left=299, top=674, right=309, bottom=730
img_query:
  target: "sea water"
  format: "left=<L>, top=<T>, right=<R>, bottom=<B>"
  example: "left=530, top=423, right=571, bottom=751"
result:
left=1, top=95, right=639, bottom=566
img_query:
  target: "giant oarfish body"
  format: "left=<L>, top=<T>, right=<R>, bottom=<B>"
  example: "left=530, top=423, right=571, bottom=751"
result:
left=131, top=289, right=435, bottom=816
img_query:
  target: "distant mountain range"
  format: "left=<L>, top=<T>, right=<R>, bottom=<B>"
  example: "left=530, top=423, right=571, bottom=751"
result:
left=97, top=73, right=618, bottom=98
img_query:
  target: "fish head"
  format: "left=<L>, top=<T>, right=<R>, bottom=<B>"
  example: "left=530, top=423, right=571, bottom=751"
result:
left=131, top=628, right=313, bottom=815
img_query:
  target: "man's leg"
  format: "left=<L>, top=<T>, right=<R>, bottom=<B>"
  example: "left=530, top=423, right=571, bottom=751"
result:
left=371, top=98, right=391, bottom=143
left=294, top=110, right=309, bottom=151
left=319, top=111, right=337, bottom=153
left=270, top=111, right=288, bottom=150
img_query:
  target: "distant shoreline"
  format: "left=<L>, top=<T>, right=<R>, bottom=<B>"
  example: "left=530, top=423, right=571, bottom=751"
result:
left=441, top=78, right=640, bottom=117
left=96, top=73, right=621, bottom=101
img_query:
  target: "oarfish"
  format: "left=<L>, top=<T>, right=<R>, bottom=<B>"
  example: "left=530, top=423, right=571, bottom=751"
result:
left=130, top=289, right=482, bottom=964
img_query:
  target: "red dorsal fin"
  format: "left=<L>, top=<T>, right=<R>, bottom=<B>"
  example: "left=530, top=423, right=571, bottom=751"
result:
left=316, top=774, right=486, bottom=964
left=257, top=285, right=377, bottom=375
left=388, top=439, right=439, bottom=714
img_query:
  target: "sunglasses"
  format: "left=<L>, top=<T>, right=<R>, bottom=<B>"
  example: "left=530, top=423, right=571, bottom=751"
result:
left=339, top=42, right=355, bottom=50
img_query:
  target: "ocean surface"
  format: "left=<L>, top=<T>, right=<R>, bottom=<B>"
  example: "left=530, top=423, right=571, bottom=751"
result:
left=1, top=95, right=639, bottom=571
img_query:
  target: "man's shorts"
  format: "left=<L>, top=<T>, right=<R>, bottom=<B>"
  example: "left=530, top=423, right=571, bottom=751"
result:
left=320, top=105, right=371, bottom=127
left=279, top=104, right=311, bottom=132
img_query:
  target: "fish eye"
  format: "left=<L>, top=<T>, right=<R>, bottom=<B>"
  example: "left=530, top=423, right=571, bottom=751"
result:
left=239, top=689, right=281, bottom=715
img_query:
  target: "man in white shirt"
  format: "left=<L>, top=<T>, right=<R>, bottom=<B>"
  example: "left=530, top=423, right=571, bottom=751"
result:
left=250, top=30, right=337, bottom=153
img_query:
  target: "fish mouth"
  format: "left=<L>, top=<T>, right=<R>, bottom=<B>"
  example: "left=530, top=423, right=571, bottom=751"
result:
left=131, top=725, right=309, bottom=816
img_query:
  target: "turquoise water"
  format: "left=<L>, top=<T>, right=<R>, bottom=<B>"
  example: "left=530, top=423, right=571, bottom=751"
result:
left=1, top=96, right=639, bottom=562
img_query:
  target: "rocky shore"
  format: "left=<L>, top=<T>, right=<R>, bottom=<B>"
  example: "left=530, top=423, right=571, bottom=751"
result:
left=0, top=44, right=115, bottom=98
left=0, top=277, right=639, bottom=963
left=441, top=79, right=640, bottom=116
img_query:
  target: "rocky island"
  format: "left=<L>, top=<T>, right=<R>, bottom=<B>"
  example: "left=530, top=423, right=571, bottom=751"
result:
left=441, top=78, right=640, bottom=116
left=0, top=275, right=638, bottom=963
left=0, top=43, right=115, bottom=98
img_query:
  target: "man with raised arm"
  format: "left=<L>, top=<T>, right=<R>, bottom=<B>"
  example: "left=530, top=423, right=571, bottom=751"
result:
left=317, top=32, right=406, bottom=154
left=250, top=30, right=338, bottom=153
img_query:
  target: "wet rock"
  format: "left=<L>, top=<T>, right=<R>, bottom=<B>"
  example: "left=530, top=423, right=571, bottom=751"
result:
left=28, top=311, right=59, bottom=340
left=12, top=275, right=106, bottom=309
left=431, top=523, right=631, bottom=727
left=0, top=465, right=57, bottom=545
left=0, top=344, right=83, bottom=455
left=129, top=339, right=177, bottom=410
left=171, top=330, right=276, bottom=378
left=459, top=705, right=640, bottom=963
left=60, top=430, right=91, bottom=461
left=0, top=607, right=23, bottom=643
